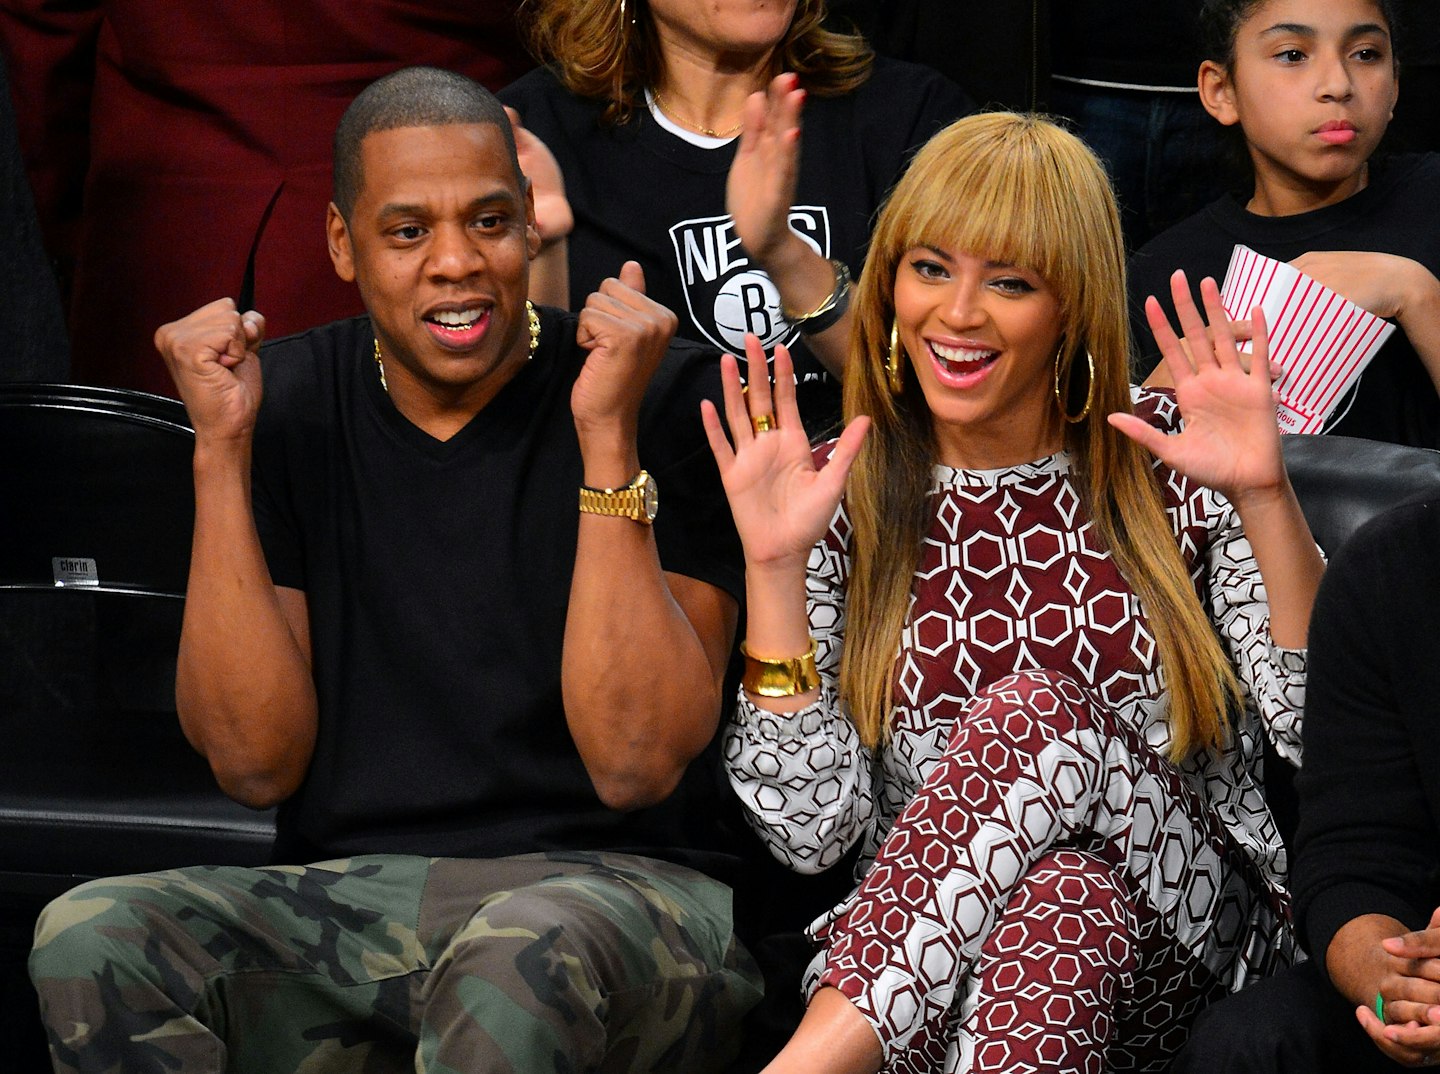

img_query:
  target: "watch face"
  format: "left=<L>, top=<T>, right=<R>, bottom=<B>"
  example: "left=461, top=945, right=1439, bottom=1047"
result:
left=641, top=474, right=659, bottom=521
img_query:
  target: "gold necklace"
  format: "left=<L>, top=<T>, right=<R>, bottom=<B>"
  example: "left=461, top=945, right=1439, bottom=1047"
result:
left=651, top=92, right=743, bottom=138
left=374, top=301, right=542, bottom=394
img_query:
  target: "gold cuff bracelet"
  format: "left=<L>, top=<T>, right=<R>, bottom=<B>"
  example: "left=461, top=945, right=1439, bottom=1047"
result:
left=741, top=639, right=821, bottom=697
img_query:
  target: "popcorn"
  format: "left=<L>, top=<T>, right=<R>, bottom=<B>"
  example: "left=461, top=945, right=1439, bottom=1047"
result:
left=1220, top=245, right=1396, bottom=434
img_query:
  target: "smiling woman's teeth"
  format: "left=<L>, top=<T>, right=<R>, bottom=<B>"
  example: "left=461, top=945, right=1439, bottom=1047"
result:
left=930, top=341, right=996, bottom=373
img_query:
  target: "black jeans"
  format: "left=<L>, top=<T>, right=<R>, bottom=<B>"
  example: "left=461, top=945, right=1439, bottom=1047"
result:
left=1170, top=959, right=1408, bottom=1073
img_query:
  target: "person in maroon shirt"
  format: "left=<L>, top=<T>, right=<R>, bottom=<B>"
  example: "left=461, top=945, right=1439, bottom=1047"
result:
left=0, top=0, right=532, bottom=396
left=710, top=112, right=1324, bottom=1073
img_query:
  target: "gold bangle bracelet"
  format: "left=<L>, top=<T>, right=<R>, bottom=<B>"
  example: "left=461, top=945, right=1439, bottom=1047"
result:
left=780, top=259, right=851, bottom=336
left=741, top=639, right=821, bottom=697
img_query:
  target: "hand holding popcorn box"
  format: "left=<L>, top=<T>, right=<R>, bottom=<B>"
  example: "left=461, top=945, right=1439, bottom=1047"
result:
left=1220, top=244, right=1396, bottom=434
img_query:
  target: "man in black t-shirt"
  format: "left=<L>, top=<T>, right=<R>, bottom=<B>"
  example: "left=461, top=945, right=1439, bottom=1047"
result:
left=28, top=67, right=761, bottom=1074
left=1172, top=499, right=1440, bottom=1072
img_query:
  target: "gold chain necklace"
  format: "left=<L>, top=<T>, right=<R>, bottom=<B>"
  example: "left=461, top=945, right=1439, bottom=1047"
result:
left=651, top=92, right=743, bottom=139
left=374, top=301, right=542, bottom=393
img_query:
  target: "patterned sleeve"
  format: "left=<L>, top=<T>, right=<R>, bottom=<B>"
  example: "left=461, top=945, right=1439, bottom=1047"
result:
left=1136, top=388, right=1308, bottom=766
left=1201, top=487, right=1309, bottom=766
left=723, top=502, right=879, bottom=875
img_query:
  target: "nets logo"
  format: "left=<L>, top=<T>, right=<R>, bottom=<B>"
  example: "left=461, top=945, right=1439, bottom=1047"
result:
left=668, top=207, right=831, bottom=352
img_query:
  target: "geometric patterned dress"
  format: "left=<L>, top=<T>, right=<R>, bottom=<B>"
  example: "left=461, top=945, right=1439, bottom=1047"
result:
left=725, top=390, right=1307, bottom=1072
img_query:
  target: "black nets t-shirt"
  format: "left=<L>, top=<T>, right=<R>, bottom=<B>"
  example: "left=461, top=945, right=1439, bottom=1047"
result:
left=501, top=58, right=971, bottom=438
left=251, top=307, right=742, bottom=875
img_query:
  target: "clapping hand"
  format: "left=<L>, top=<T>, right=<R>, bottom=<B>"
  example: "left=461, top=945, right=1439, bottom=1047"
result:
left=727, top=72, right=805, bottom=269
left=1109, top=270, right=1284, bottom=504
left=700, top=334, right=868, bottom=572
left=505, top=106, right=572, bottom=246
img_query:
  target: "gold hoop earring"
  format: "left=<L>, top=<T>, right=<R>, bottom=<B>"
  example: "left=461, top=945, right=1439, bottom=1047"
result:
left=1054, top=345, right=1095, bottom=423
left=887, top=320, right=905, bottom=395
left=616, top=0, right=631, bottom=64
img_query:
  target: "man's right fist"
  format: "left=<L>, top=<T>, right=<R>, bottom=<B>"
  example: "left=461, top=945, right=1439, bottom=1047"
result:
left=154, top=298, right=266, bottom=442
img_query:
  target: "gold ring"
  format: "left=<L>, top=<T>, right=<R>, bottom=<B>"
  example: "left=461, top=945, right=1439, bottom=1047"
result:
left=751, top=413, right=776, bottom=434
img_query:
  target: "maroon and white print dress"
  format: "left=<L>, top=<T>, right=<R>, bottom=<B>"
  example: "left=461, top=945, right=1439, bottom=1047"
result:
left=725, top=391, right=1307, bottom=1072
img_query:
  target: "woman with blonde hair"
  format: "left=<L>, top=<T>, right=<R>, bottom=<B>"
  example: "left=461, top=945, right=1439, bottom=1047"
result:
left=501, top=0, right=969, bottom=434
left=704, top=111, right=1325, bottom=1071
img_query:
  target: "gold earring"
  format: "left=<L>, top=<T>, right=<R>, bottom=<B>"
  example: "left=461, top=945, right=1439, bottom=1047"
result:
left=1054, top=344, right=1095, bottom=423
left=615, top=0, right=631, bottom=69
left=526, top=300, right=541, bottom=357
left=887, top=320, right=905, bottom=395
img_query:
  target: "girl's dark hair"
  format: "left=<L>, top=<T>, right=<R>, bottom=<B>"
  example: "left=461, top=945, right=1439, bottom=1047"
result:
left=1199, top=0, right=1403, bottom=67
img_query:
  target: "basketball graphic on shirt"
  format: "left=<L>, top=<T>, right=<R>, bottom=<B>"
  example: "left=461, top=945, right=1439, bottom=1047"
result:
left=669, top=207, right=829, bottom=354
left=712, top=272, right=786, bottom=351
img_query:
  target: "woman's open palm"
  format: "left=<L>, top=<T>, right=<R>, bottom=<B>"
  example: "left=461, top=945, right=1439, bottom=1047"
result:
left=701, top=335, right=868, bottom=570
left=1109, top=271, right=1285, bottom=501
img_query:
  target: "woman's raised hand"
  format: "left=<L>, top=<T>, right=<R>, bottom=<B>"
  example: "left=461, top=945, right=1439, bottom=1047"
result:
left=1109, top=270, right=1285, bottom=504
left=726, top=73, right=804, bottom=268
left=701, top=335, right=869, bottom=570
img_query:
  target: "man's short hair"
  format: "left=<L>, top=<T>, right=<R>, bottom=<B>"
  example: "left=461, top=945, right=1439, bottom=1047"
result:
left=332, top=66, right=522, bottom=221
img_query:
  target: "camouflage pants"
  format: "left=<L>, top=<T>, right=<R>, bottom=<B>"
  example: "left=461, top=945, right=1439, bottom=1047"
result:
left=28, top=851, right=761, bottom=1074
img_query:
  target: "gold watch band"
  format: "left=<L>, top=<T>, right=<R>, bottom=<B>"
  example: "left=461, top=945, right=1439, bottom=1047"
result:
left=578, top=470, right=657, bottom=524
left=578, top=486, right=643, bottom=516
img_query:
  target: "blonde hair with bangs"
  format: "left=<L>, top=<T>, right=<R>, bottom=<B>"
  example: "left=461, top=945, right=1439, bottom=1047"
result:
left=517, top=0, right=873, bottom=126
left=841, top=112, right=1242, bottom=760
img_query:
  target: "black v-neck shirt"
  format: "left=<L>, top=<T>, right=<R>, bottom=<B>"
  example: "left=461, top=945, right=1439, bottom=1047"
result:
left=251, top=308, right=743, bottom=875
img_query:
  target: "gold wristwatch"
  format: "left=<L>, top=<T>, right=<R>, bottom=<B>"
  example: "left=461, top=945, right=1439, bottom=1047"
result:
left=578, top=470, right=658, bottom=524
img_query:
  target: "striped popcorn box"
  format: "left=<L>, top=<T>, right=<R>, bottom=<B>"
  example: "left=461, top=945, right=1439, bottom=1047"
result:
left=1220, top=244, right=1396, bottom=434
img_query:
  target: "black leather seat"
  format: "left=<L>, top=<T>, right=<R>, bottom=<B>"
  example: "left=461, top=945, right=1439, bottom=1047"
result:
left=0, top=385, right=275, bottom=1071
left=1283, top=433, right=1440, bottom=555
left=0, top=384, right=276, bottom=896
